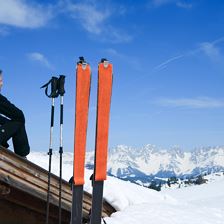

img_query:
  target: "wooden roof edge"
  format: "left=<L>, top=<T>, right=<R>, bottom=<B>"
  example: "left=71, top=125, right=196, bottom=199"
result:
left=0, top=146, right=117, bottom=216
left=0, top=146, right=68, bottom=185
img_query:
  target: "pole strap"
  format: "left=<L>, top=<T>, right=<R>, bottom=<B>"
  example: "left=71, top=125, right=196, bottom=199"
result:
left=41, top=76, right=59, bottom=98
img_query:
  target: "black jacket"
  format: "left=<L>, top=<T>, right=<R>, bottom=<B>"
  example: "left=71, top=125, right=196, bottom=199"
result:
left=0, top=94, right=25, bottom=124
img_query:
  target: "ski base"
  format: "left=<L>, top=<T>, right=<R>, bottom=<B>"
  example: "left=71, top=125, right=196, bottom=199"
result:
left=71, top=185, right=84, bottom=224
left=90, top=181, right=104, bottom=224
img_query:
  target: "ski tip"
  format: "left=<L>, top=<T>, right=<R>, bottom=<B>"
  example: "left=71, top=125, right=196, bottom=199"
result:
left=77, top=56, right=86, bottom=64
left=79, top=56, right=85, bottom=62
left=100, top=58, right=110, bottom=68
left=77, top=56, right=89, bottom=70
left=100, top=58, right=108, bottom=63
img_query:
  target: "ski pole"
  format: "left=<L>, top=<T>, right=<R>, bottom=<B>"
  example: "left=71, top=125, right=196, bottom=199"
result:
left=57, top=75, right=65, bottom=224
left=41, top=77, right=59, bottom=224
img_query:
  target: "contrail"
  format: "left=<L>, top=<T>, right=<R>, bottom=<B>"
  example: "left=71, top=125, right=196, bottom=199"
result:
left=153, top=36, right=224, bottom=71
left=154, top=54, right=184, bottom=71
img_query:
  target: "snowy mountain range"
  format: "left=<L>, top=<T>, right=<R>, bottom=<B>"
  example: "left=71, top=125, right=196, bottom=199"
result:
left=85, top=144, right=224, bottom=184
left=31, top=144, right=224, bottom=185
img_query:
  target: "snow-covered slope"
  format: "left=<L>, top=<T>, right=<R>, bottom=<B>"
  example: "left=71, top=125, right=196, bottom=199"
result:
left=28, top=152, right=224, bottom=224
left=105, top=176, right=224, bottom=224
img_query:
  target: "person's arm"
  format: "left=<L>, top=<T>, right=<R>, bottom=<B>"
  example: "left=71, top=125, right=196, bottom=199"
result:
left=0, top=94, right=25, bottom=124
left=0, top=114, right=10, bottom=125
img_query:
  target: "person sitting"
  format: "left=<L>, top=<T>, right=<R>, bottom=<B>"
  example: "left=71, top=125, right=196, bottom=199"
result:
left=0, top=70, right=30, bottom=157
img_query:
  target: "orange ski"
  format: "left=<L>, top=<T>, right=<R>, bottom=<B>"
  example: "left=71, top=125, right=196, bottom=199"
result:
left=71, top=57, right=91, bottom=224
left=90, top=59, right=113, bottom=224
left=94, top=59, right=113, bottom=181
left=73, top=58, right=91, bottom=185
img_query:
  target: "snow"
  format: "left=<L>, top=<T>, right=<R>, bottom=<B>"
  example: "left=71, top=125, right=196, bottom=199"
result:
left=28, top=152, right=224, bottom=224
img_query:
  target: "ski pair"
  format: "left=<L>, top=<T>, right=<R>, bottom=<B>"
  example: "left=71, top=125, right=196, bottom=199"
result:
left=41, top=75, right=65, bottom=224
left=71, top=57, right=113, bottom=224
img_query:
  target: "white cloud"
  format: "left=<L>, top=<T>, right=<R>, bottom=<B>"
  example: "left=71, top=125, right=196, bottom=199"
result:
left=152, top=0, right=174, bottom=7
left=105, top=48, right=123, bottom=57
left=0, top=0, right=52, bottom=28
left=28, top=52, right=53, bottom=69
left=65, top=1, right=132, bottom=43
left=176, top=2, right=192, bottom=9
left=105, top=26, right=132, bottom=43
left=67, top=2, right=110, bottom=35
left=200, top=42, right=221, bottom=60
left=0, top=0, right=132, bottom=42
left=151, top=0, right=193, bottom=9
left=155, top=97, right=224, bottom=109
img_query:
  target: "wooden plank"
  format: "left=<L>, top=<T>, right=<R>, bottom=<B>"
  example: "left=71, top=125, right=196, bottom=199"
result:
left=0, top=146, right=116, bottom=221
left=0, top=148, right=69, bottom=192
left=0, top=195, right=70, bottom=224
left=0, top=156, right=71, bottom=209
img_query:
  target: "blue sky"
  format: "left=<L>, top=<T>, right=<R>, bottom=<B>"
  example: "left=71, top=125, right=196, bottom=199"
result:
left=1, top=0, right=224, bottom=151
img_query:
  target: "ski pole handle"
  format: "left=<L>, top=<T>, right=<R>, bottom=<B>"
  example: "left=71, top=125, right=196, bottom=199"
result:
left=58, top=75, right=65, bottom=96
left=41, top=76, right=59, bottom=98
